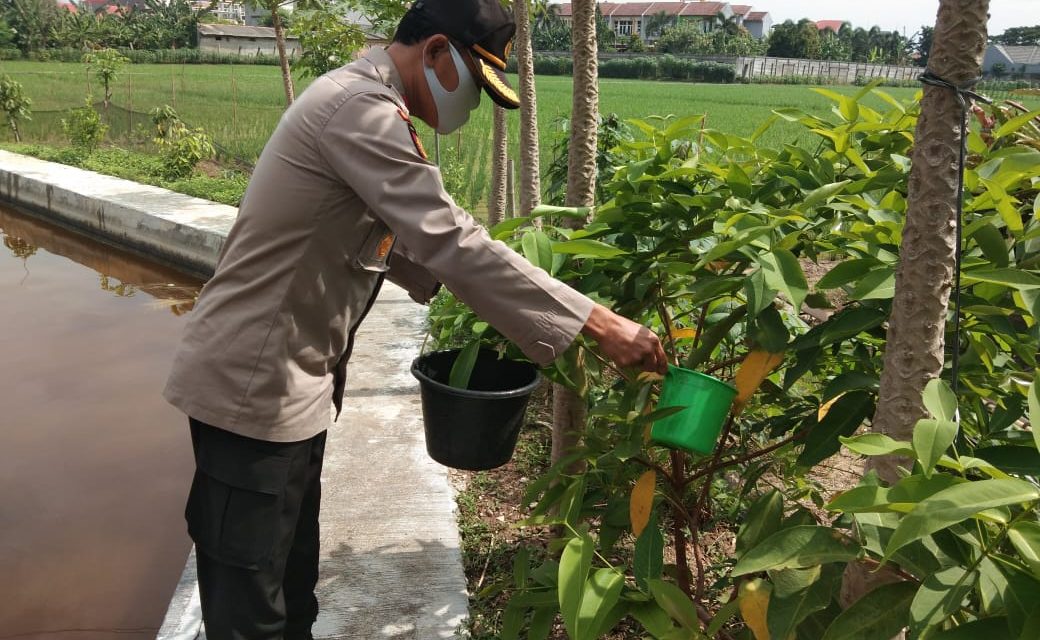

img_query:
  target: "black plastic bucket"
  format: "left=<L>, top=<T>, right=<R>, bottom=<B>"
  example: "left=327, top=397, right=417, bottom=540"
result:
left=411, top=348, right=541, bottom=471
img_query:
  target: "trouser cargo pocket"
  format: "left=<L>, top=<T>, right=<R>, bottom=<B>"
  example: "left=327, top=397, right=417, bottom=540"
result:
left=186, top=422, right=291, bottom=570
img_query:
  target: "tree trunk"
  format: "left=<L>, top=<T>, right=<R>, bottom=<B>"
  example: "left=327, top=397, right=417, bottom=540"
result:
left=272, top=9, right=295, bottom=107
left=488, top=105, right=508, bottom=226
left=868, top=0, right=989, bottom=484
left=551, top=0, right=599, bottom=467
left=514, top=0, right=541, bottom=224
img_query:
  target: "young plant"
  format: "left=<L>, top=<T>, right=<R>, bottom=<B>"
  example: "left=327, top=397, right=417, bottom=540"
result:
left=62, top=98, right=107, bottom=152
left=0, top=74, right=31, bottom=143
left=83, top=48, right=129, bottom=111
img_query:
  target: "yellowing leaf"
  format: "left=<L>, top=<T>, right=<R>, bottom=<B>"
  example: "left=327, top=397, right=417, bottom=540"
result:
left=671, top=327, right=698, bottom=340
left=818, top=392, right=846, bottom=421
left=630, top=470, right=656, bottom=538
left=732, top=350, right=785, bottom=415
left=738, top=578, right=772, bottom=640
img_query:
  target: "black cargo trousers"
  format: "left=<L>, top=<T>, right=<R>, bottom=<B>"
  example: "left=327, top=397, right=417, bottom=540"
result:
left=186, top=418, right=327, bottom=640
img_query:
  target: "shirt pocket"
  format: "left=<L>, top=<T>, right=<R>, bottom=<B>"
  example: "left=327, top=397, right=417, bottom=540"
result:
left=351, top=216, right=397, bottom=273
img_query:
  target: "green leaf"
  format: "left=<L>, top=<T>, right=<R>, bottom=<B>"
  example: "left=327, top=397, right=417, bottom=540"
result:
left=840, top=433, right=913, bottom=457
left=551, top=239, right=628, bottom=258
left=648, top=579, right=701, bottom=632
left=930, top=617, right=1011, bottom=639
left=823, top=372, right=879, bottom=402
left=850, top=267, right=895, bottom=300
left=923, top=378, right=958, bottom=422
left=489, top=215, right=531, bottom=239
left=759, top=248, right=809, bottom=311
left=884, top=479, right=1040, bottom=560
left=1009, top=521, right=1040, bottom=579
left=768, top=564, right=841, bottom=640
left=577, top=569, right=624, bottom=640
left=826, top=485, right=892, bottom=513
left=971, top=223, right=1010, bottom=268
left=909, top=566, right=978, bottom=636
left=973, top=445, right=1040, bottom=475
left=500, top=602, right=525, bottom=640
left=732, top=525, right=860, bottom=576
left=528, top=607, right=556, bottom=640
left=793, top=308, right=887, bottom=352
left=521, top=229, right=553, bottom=272
left=1030, top=373, right=1040, bottom=455
left=558, top=532, right=593, bottom=639
left=993, top=108, right=1040, bottom=139
left=532, top=204, right=592, bottom=219
left=913, top=418, right=959, bottom=478
left=745, top=268, right=778, bottom=316
left=821, top=581, right=916, bottom=640
left=797, top=391, right=874, bottom=467
left=803, top=179, right=851, bottom=208
left=630, top=601, right=682, bottom=638
left=448, top=340, right=480, bottom=389
left=736, top=490, right=783, bottom=556
left=634, top=517, right=665, bottom=591
left=962, top=268, right=1040, bottom=290
left=816, top=259, right=880, bottom=290
left=706, top=599, right=740, bottom=637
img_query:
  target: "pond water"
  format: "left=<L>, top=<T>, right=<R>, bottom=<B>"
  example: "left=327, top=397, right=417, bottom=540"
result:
left=0, top=205, right=203, bottom=639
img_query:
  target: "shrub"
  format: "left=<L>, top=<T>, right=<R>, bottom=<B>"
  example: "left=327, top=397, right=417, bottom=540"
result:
left=61, top=99, right=107, bottom=152
left=150, top=105, right=215, bottom=179
left=0, top=74, right=32, bottom=142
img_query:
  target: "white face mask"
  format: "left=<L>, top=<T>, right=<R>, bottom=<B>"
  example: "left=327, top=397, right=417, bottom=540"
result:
left=423, top=42, right=481, bottom=135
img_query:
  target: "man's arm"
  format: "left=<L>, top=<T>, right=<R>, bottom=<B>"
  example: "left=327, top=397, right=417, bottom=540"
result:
left=318, top=91, right=665, bottom=373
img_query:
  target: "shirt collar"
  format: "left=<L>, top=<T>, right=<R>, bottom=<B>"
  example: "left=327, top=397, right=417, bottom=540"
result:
left=362, top=47, right=406, bottom=102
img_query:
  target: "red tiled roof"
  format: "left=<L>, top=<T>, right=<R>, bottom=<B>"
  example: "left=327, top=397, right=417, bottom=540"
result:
left=746, top=11, right=768, bottom=21
left=731, top=4, right=752, bottom=17
left=679, top=2, right=727, bottom=17
left=815, top=20, right=846, bottom=32
left=557, top=2, right=735, bottom=19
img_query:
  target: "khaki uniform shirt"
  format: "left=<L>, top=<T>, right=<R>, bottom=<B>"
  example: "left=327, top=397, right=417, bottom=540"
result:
left=163, top=48, right=595, bottom=442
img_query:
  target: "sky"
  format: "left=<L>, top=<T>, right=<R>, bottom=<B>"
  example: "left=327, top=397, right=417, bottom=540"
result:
left=760, top=0, right=1036, bottom=37
left=549, top=1, right=1038, bottom=37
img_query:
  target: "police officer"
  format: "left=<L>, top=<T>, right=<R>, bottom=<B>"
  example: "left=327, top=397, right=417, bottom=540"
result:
left=163, top=0, right=668, bottom=637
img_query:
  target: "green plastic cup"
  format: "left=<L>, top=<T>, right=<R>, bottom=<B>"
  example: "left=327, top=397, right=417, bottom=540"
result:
left=651, top=365, right=737, bottom=454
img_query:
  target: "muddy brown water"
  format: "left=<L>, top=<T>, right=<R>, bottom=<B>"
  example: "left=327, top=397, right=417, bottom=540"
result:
left=0, top=205, right=203, bottom=639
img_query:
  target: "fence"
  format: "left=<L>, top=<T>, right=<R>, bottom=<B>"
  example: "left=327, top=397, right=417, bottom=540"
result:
left=734, top=56, right=922, bottom=84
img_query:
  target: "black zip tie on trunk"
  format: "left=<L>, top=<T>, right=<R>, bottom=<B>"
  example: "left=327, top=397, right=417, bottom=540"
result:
left=916, top=70, right=992, bottom=398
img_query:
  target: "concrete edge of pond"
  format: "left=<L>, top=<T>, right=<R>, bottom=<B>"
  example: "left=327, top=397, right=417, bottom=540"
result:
left=0, top=150, right=235, bottom=277
left=0, top=150, right=470, bottom=640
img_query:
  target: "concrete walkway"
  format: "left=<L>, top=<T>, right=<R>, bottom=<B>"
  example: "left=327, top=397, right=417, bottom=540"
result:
left=0, top=151, right=469, bottom=639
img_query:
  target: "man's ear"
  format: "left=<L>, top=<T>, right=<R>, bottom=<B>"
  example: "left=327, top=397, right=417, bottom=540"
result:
left=422, top=34, right=450, bottom=67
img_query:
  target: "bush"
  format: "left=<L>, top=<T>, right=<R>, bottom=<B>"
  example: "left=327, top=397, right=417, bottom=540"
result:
left=0, top=74, right=32, bottom=142
left=19, top=48, right=284, bottom=66
left=61, top=100, right=107, bottom=152
left=151, top=105, right=215, bottom=179
left=0, top=48, right=20, bottom=60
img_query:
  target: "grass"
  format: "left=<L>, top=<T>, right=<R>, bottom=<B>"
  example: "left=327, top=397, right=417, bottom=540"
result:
left=0, top=60, right=922, bottom=210
left=3, top=60, right=1035, bottom=211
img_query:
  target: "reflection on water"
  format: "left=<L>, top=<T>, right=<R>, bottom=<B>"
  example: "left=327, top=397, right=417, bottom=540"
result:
left=0, top=205, right=204, bottom=639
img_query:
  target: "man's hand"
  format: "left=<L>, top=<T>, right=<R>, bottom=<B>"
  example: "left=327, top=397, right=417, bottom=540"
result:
left=581, top=304, right=669, bottom=375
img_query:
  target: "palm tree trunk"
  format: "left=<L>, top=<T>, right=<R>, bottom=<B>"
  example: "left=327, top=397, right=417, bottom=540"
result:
left=551, top=0, right=599, bottom=467
left=514, top=0, right=541, bottom=224
left=868, top=0, right=989, bottom=484
left=272, top=9, right=295, bottom=107
left=489, top=105, right=508, bottom=226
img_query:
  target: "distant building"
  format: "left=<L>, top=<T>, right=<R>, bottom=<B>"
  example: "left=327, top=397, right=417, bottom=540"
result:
left=555, top=2, right=773, bottom=42
left=197, top=23, right=301, bottom=58
left=984, top=43, right=1040, bottom=78
left=744, top=10, right=772, bottom=39
left=815, top=20, right=847, bottom=34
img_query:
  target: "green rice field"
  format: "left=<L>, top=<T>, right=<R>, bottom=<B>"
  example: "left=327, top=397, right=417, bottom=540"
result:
left=1, top=60, right=1034, bottom=209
